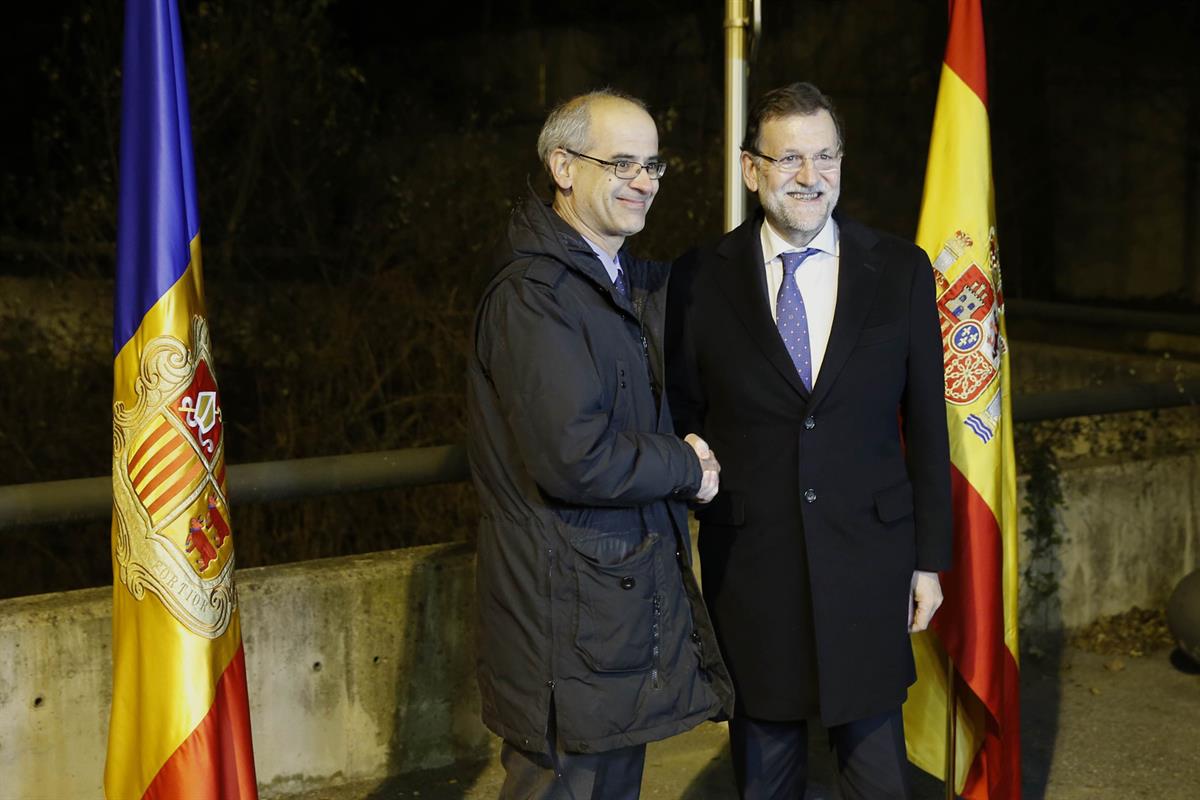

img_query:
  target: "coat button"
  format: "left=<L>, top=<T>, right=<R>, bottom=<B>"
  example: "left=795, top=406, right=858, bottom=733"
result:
left=804, top=488, right=817, bottom=503
left=620, top=576, right=637, bottom=590
left=690, top=630, right=702, bottom=643
left=546, top=679, right=555, bottom=689
left=804, top=416, right=816, bottom=430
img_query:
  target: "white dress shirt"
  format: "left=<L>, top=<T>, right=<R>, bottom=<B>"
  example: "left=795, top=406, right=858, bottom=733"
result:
left=583, top=235, right=623, bottom=286
left=761, top=217, right=840, bottom=384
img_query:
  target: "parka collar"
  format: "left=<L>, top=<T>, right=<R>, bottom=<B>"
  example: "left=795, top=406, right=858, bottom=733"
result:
left=506, top=179, right=629, bottom=298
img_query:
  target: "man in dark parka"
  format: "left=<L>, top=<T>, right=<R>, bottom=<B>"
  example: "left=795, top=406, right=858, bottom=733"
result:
left=467, top=89, right=734, bottom=799
left=666, top=83, right=953, bottom=799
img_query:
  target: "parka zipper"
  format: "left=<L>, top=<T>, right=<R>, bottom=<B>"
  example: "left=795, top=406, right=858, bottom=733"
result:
left=651, top=591, right=663, bottom=689
left=637, top=320, right=660, bottom=409
left=632, top=296, right=651, bottom=374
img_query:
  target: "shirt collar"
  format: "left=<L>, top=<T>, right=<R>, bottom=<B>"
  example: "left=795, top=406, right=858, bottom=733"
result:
left=760, top=214, right=839, bottom=265
left=581, top=235, right=623, bottom=283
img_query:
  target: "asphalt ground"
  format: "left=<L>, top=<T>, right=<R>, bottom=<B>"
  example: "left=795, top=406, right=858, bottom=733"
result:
left=287, top=641, right=1200, bottom=800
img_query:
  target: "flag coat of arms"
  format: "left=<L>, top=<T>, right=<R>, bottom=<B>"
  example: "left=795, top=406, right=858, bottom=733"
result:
left=903, top=0, right=1021, bottom=797
left=106, top=1, right=258, bottom=796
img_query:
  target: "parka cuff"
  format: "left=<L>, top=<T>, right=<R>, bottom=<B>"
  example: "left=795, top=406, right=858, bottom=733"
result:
left=674, top=438, right=704, bottom=499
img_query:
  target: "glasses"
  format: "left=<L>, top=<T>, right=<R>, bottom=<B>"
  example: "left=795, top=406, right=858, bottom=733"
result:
left=747, top=149, right=843, bottom=175
left=564, top=148, right=668, bottom=180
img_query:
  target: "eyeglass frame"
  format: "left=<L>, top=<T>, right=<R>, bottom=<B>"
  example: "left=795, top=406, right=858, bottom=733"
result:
left=744, top=148, right=844, bottom=175
left=563, top=148, right=668, bottom=181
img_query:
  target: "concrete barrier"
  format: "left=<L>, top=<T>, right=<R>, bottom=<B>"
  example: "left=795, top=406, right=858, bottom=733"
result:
left=0, top=581, right=112, bottom=798
left=2, top=452, right=1199, bottom=797
left=1019, top=450, right=1200, bottom=630
left=0, top=542, right=491, bottom=799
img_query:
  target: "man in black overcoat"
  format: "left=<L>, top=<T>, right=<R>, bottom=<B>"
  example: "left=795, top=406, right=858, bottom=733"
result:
left=666, top=82, right=953, bottom=799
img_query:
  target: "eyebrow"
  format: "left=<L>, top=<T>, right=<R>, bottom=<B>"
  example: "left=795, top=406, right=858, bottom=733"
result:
left=607, top=152, right=663, bottom=161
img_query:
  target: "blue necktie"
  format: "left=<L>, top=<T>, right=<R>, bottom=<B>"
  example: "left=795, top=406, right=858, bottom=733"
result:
left=613, top=266, right=629, bottom=298
left=777, top=249, right=819, bottom=390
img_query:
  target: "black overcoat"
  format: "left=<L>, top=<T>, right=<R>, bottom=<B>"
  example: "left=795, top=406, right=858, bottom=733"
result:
left=466, top=192, right=734, bottom=756
left=665, top=212, right=952, bottom=726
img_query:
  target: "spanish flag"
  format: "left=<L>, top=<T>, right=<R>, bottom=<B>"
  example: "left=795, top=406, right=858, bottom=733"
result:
left=106, top=1, right=258, bottom=796
left=903, top=0, right=1021, bottom=797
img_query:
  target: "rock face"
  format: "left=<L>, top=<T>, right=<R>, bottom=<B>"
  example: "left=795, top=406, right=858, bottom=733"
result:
left=1167, top=568, right=1200, bottom=666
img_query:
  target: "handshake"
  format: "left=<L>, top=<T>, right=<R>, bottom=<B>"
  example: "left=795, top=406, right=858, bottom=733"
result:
left=684, top=433, right=721, bottom=504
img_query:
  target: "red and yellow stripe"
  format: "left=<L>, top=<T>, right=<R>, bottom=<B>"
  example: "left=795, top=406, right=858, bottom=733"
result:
left=128, top=418, right=205, bottom=522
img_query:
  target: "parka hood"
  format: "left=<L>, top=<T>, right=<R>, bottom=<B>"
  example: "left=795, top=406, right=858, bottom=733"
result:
left=496, top=182, right=616, bottom=295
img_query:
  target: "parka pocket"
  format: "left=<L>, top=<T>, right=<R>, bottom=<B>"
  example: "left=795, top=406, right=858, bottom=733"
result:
left=570, top=530, right=660, bottom=673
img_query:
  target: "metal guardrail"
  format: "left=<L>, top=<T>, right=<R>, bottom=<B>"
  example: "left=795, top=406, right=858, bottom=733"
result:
left=1006, top=299, right=1200, bottom=336
left=0, top=445, right=468, bottom=531
left=1013, top=379, right=1200, bottom=423
left=1, top=380, right=1197, bottom=530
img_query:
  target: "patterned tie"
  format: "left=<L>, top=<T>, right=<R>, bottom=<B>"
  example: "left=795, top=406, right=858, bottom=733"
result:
left=613, top=266, right=629, bottom=299
left=777, top=248, right=819, bottom=390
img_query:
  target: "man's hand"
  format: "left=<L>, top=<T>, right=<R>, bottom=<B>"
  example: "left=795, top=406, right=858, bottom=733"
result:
left=684, top=433, right=720, bottom=504
left=908, top=570, right=943, bottom=633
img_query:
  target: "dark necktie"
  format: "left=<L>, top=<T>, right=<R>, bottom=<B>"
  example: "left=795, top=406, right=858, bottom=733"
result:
left=777, top=248, right=819, bottom=390
left=613, top=266, right=629, bottom=298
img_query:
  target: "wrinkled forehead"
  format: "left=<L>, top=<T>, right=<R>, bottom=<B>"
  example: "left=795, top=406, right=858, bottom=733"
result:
left=586, top=99, right=659, bottom=156
left=759, top=110, right=840, bottom=152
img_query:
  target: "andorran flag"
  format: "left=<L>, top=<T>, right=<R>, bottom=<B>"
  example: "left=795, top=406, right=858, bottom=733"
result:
left=902, top=1, right=1021, bottom=798
left=105, top=1, right=258, bottom=797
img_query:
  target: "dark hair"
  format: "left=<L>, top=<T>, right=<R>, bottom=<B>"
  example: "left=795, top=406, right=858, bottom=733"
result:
left=741, top=82, right=844, bottom=153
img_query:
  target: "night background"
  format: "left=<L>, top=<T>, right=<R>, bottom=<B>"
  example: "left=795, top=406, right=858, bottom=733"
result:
left=2, top=0, right=1198, bottom=598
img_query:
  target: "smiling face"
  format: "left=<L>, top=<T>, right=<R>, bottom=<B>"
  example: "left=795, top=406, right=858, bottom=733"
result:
left=550, top=97, right=660, bottom=257
left=742, top=110, right=842, bottom=248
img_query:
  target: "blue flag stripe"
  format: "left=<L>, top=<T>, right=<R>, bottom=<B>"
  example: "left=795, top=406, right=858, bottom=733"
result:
left=113, top=0, right=200, bottom=355
left=964, top=414, right=993, bottom=443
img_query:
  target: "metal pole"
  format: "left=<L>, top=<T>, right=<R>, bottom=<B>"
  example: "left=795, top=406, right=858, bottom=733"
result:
left=1012, top=378, right=1200, bottom=423
left=724, top=0, right=751, bottom=231
left=945, top=650, right=958, bottom=799
left=1006, top=299, right=1200, bottom=336
left=1, top=378, right=1196, bottom=530
left=0, top=444, right=468, bottom=531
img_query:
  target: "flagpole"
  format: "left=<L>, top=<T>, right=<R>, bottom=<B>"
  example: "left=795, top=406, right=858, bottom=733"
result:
left=722, top=0, right=749, bottom=231
left=945, top=650, right=958, bottom=800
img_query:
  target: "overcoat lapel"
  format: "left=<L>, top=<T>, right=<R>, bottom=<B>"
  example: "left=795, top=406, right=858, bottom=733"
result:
left=714, top=215, right=811, bottom=400
left=806, top=219, right=883, bottom=411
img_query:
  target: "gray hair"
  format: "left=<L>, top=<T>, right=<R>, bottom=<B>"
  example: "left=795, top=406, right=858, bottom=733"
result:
left=536, top=89, right=649, bottom=178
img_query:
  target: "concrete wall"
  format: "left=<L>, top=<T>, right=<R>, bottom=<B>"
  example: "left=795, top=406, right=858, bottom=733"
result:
left=1020, top=450, right=1200, bottom=630
left=0, top=542, right=490, bottom=800
left=0, top=582, right=112, bottom=797
left=2, top=451, right=1199, bottom=798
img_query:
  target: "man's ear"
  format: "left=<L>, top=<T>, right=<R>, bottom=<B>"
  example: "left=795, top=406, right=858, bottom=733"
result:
left=740, top=151, right=759, bottom=193
left=548, top=149, right=575, bottom=192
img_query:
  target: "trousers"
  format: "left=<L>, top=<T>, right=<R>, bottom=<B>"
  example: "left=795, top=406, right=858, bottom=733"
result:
left=729, top=707, right=912, bottom=799
left=498, top=700, right=646, bottom=800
